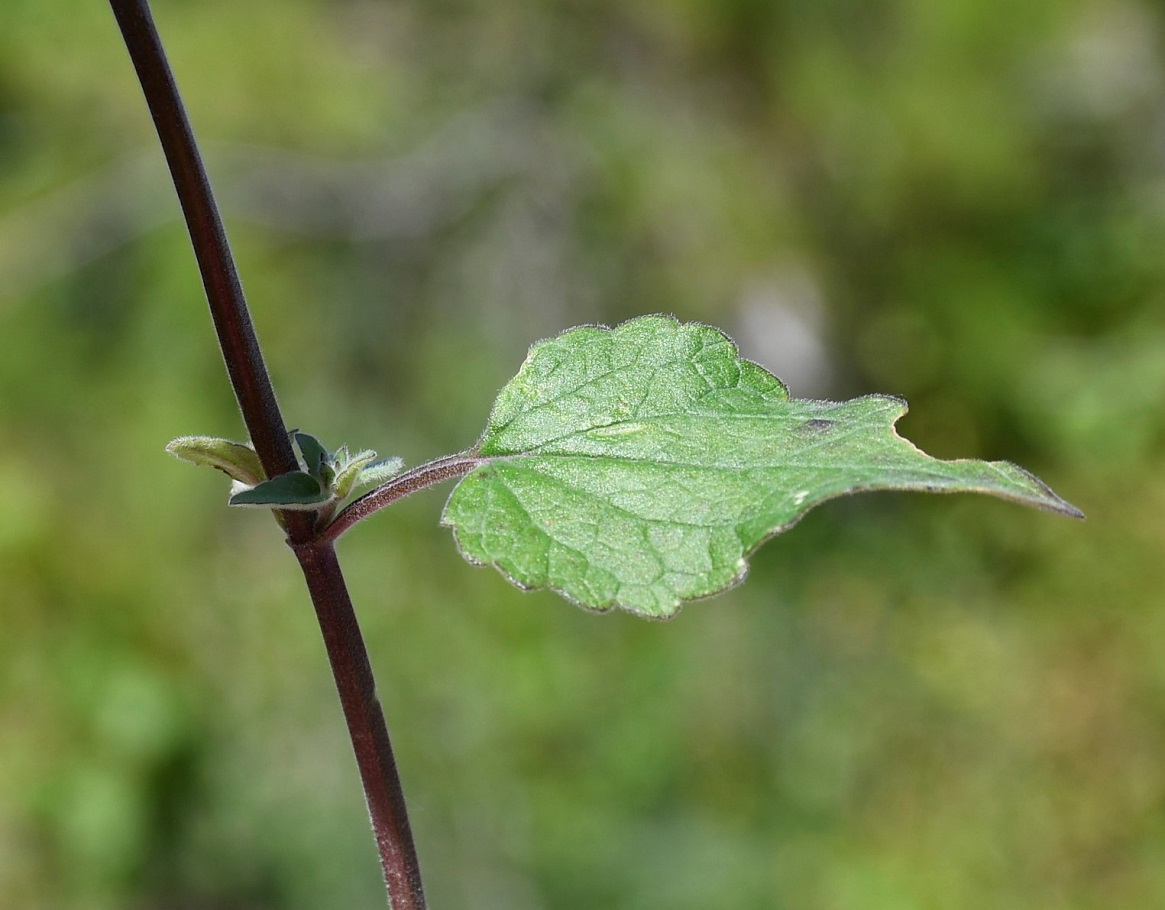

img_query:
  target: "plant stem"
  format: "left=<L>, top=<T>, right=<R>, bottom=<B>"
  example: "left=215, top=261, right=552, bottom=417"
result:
left=323, top=452, right=484, bottom=543
left=291, top=541, right=427, bottom=909
left=107, top=0, right=300, bottom=497
left=108, top=2, right=426, bottom=905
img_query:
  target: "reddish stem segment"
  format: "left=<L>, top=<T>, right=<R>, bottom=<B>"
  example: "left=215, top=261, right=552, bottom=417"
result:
left=107, top=0, right=300, bottom=492
left=108, top=2, right=426, bottom=905
left=323, top=452, right=484, bottom=543
left=291, top=542, right=427, bottom=909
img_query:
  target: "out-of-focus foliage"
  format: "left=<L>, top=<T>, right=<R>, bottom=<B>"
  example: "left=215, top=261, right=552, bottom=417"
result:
left=0, top=0, right=1158, bottom=907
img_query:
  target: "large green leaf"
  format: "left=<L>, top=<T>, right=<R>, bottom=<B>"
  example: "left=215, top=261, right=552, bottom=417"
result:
left=442, top=316, right=1081, bottom=618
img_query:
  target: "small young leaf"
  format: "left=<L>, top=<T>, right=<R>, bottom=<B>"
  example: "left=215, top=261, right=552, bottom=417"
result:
left=166, top=436, right=264, bottom=485
left=294, top=431, right=330, bottom=478
left=332, top=454, right=405, bottom=503
left=332, top=450, right=381, bottom=501
left=442, top=316, right=1082, bottom=618
left=229, top=471, right=332, bottom=509
left=352, top=457, right=406, bottom=491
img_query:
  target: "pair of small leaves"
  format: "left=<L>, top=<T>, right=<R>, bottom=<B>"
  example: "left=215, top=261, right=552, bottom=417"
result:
left=170, top=315, right=1081, bottom=619
left=166, top=432, right=403, bottom=523
left=230, top=432, right=403, bottom=512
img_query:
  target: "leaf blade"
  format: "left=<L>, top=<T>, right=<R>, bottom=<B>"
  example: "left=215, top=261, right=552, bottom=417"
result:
left=166, top=436, right=265, bottom=485
left=229, top=471, right=331, bottom=509
left=443, top=316, right=1081, bottom=618
left=294, top=431, right=330, bottom=478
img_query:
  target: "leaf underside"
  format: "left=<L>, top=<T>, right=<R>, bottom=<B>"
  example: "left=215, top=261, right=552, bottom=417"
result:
left=166, top=436, right=264, bottom=485
left=442, top=315, right=1081, bottom=619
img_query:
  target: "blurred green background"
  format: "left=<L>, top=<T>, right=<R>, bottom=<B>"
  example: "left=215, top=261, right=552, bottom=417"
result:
left=0, top=0, right=1160, bottom=907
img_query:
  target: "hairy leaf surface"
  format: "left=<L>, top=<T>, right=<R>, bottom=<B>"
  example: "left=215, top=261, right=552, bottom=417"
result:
left=166, top=436, right=264, bottom=485
left=442, top=316, right=1080, bottom=618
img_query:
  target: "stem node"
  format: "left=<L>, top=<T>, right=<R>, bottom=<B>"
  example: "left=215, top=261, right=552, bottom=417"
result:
left=108, top=2, right=426, bottom=905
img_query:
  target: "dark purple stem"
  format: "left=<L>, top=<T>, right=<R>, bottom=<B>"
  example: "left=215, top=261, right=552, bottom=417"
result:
left=323, top=452, right=485, bottom=543
left=291, top=542, right=427, bottom=908
left=108, top=2, right=426, bottom=906
left=107, top=0, right=299, bottom=490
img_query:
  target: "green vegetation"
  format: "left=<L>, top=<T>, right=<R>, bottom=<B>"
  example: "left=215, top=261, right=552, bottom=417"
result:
left=443, top=315, right=1078, bottom=616
left=0, top=1, right=1155, bottom=908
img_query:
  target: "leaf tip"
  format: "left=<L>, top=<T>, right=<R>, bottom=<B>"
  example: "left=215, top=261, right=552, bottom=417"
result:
left=1027, top=480, right=1085, bottom=520
left=164, top=435, right=199, bottom=458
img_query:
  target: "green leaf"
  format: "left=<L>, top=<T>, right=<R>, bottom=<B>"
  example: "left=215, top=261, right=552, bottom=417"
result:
left=442, top=316, right=1082, bottom=618
left=352, top=457, right=406, bottom=490
left=229, top=471, right=332, bottom=509
left=294, top=431, right=330, bottom=479
left=331, top=453, right=405, bottom=503
left=166, top=436, right=264, bottom=485
left=332, top=450, right=380, bottom=500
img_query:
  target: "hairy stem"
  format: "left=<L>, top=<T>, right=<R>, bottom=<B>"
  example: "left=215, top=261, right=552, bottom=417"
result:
left=109, top=2, right=426, bottom=905
left=107, top=0, right=299, bottom=494
left=291, top=542, right=427, bottom=909
left=323, top=452, right=484, bottom=543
